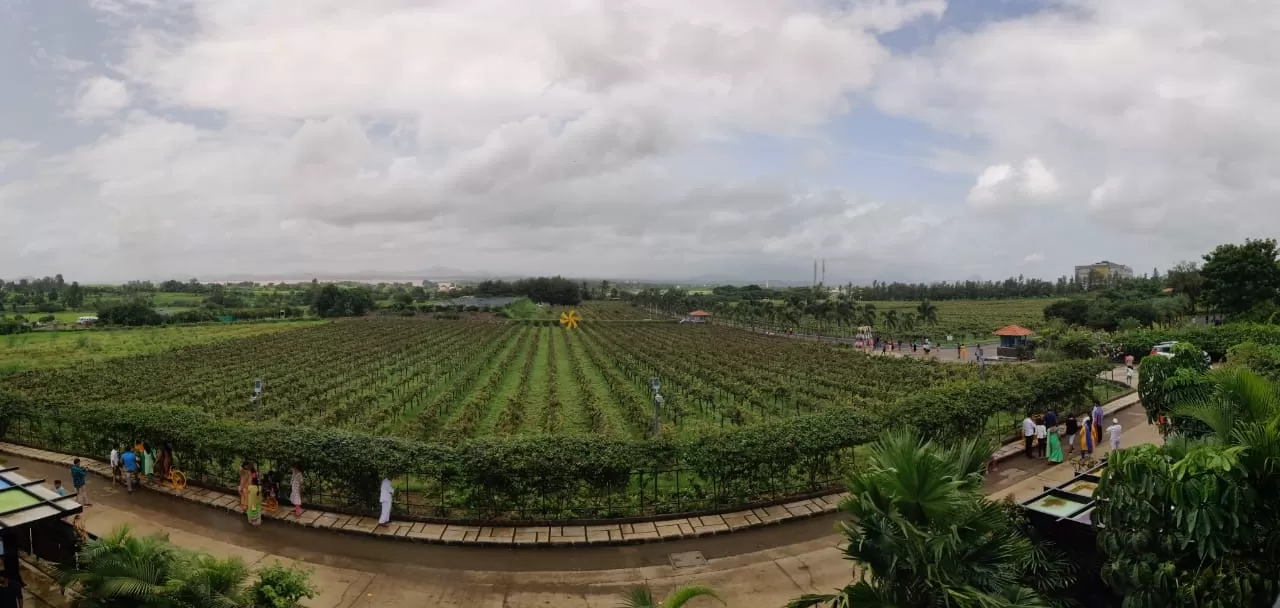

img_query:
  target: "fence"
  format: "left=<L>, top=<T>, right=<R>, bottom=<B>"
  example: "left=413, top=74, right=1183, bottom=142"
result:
left=6, top=419, right=850, bottom=525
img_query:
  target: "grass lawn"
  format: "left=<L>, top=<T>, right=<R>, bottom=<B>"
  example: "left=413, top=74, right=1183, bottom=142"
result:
left=0, top=321, right=322, bottom=374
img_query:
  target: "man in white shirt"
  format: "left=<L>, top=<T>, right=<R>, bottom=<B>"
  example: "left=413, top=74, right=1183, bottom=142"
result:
left=378, top=477, right=394, bottom=526
left=109, top=447, right=120, bottom=486
left=1107, top=418, right=1123, bottom=450
left=1022, top=416, right=1036, bottom=459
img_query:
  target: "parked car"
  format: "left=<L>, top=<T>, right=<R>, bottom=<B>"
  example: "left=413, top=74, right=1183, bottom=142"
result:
left=1150, top=341, right=1211, bottom=366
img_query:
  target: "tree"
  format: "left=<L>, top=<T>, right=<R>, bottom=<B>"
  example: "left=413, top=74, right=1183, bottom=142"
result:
left=1166, top=261, right=1204, bottom=314
left=915, top=299, right=938, bottom=326
left=97, top=300, right=163, bottom=326
left=311, top=285, right=375, bottom=318
left=64, top=281, right=85, bottom=309
left=1200, top=238, right=1280, bottom=315
left=60, top=525, right=184, bottom=607
left=788, top=432, right=1072, bottom=608
left=618, top=584, right=720, bottom=608
left=1097, top=368, right=1280, bottom=608
left=62, top=525, right=314, bottom=608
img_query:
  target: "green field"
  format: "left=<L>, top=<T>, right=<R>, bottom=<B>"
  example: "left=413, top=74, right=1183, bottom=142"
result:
left=1, top=319, right=1038, bottom=441
left=0, top=321, right=322, bottom=373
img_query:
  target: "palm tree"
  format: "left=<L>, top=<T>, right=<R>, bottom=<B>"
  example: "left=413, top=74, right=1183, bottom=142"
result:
left=901, top=312, right=918, bottom=337
left=881, top=309, right=900, bottom=338
left=786, top=432, right=1071, bottom=608
left=165, top=553, right=250, bottom=608
left=856, top=303, right=877, bottom=329
left=1172, top=366, right=1280, bottom=447
left=61, top=525, right=178, bottom=607
left=618, top=584, right=721, bottom=608
left=916, top=299, right=939, bottom=326
left=61, top=525, right=250, bottom=608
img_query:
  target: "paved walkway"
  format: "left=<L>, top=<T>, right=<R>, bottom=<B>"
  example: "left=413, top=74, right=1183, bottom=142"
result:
left=0, top=442, right=841, bottom=547
left=8, top=397, right=1156, bottom=608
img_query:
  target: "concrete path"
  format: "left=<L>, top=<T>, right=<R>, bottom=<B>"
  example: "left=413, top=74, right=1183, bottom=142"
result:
left=11, top=404, right=1160, bottom=608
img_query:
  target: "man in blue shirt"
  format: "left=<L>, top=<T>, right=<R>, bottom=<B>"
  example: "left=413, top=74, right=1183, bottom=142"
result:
left=70, top=458, right=89, bottom=506
left=121, top=449, right=138, bottom=493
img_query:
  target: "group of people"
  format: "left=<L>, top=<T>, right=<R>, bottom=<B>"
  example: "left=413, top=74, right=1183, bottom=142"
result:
left=108, top=441, right=173, bottom=493
left=239, top=461, right=306, bottom=526
left=1023, top=402, right=1124, bottom=464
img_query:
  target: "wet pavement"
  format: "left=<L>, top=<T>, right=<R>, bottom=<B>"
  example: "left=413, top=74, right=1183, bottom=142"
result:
left=3, top=453, right=845, bottom=573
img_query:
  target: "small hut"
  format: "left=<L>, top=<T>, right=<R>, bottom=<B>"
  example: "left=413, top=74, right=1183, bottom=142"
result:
left=993, top=324, right=1033, bottom=359
left=685, top=310, right=712, bottom=324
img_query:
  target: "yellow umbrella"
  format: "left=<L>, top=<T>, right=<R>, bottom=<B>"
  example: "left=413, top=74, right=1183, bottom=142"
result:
left=559, top=310, right=581, bottom=329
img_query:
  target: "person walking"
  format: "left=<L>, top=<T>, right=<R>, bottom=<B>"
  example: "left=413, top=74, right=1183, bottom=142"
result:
left=1107, top=418, right=1123, bottom=451
left=1125, top=366, right=1135, bottom=387
left=290, top=462, right=304, bottom=517
left=960, top=343, right=968, bottom=361
left=109, top=446, right=121, bottom=486
left=1047, top=422, right=1064, bottom=464
left=239, top=462, right=253, bottom=509
left=120, top=448, right=138, bottom=493
left=1081, top=416, right=1095, bottom=457
left=378, top=477, right=394, bottom=527
left=142, top=446, right=156, bottom=485
left=245, top=477, right=263, bottom=527
left=1035, top=418, right=1048, bottom=459
left=70, top=459, right=90, bottom=506
left=1022, top=415, right=1036, bottom=459
left=1064, top=414, right=1079, bottom=455
left=1091, top=402, right=1105, bottom=444
left=1045, top=409, right=1058, bottom=430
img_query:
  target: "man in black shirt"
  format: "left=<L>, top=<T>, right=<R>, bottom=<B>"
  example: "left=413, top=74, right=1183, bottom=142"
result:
left=1064, top=414, right=1079, bottom=455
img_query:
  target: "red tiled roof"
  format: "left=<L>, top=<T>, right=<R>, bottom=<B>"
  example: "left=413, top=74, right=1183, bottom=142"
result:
left=688, top=310, right=711, bottom=316
left=992, top=324, right=1033, bottom=337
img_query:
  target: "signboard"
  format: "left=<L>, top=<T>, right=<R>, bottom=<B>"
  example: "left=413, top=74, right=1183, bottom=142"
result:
left=254, top=379, right=263, bottom=395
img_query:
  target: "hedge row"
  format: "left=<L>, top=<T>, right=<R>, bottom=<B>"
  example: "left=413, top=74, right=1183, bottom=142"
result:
left=0, top=362, right=1103, bottom=522
left=1116, top=323, right=1280, bottom=361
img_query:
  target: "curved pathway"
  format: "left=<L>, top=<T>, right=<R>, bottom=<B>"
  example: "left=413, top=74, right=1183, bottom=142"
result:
left=10, top=369, right=1145, bottom=607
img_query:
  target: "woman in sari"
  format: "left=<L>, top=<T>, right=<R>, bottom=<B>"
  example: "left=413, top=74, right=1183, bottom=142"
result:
left=246, top=477, right=263, bottom=527
left=1046, top=421, right=1064, bottom=464
left=289, top=462, right=304, bottom=517
left=142, top=447, right=156, bottom=484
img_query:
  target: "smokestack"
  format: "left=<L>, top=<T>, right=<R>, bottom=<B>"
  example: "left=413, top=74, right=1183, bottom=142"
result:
left=822, top=259, right=826, bottom=285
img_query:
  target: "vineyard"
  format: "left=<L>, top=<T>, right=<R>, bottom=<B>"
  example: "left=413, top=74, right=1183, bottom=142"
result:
left=0, top=316, right=1108, bottom=521
left=1, top=319, right=1033, bottom=442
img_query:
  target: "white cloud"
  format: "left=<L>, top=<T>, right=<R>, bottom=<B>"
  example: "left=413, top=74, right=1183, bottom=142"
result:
left=0, top=140, right=39, bottom=170
left=1023, top=252, right=1044, bottom=264
left=6, top=0, right=1275, bottom=282
left=72, top=76, right=132, bottom=120
left=1, top=0, right=963, bottom=281
left=967, top=158, right=1062, bottom=208
left=874, top=0, right=1280, bottom=249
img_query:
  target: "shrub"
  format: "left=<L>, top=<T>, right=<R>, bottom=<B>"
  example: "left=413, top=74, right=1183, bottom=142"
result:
left=250, top=562, right=317, bottom=608
left=1117, top=323, right=1280, bottom=361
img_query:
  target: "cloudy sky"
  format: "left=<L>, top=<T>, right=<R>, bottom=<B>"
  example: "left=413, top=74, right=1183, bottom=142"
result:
left=1, top=0, right=1275, bottom=283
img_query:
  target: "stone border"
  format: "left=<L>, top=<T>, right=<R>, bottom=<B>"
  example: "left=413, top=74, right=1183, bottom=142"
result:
left=0, top=441, right=844, bottom=547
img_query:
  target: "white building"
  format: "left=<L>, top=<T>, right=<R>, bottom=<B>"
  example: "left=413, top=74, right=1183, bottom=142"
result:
left=1074, top=261, right=1133, bottom=287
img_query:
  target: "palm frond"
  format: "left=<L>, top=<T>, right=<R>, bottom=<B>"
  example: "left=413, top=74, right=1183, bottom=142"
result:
left=663, top=584, right=722, bottom=607
left=618, top=585, right=656, bottom=608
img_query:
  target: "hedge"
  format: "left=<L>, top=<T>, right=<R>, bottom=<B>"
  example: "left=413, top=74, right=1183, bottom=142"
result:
left=1116, top=323, right=1280, bottom=361
left=0, top=361, right=1102, bottom=522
